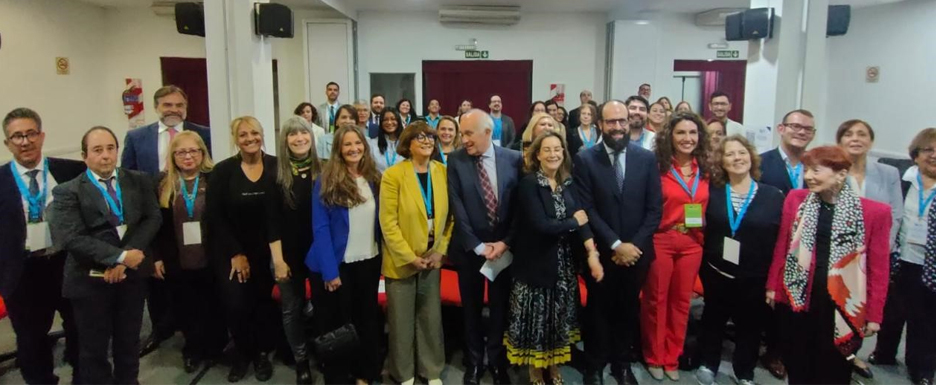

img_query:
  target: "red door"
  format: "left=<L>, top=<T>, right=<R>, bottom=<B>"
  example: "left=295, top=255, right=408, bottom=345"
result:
left=161, top=57, right=210, bottom=127
left=422, top=60, right=533, bottom=131
left=673, top=60, right=747, bottom=123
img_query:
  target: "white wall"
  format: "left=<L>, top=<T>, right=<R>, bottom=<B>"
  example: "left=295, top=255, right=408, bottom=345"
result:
left=826, top=0, right=936, bottom=158
left=356, top=11, right=607, bottom=111
left=0, top=0, right=108, bottom=160
left=611, top=13, right=749, bottom=104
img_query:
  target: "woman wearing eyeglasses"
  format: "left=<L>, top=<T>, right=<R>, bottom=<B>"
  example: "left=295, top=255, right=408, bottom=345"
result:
left=380, top=122, right=453, bottom=385
left=153, top=132, right=227, bottom=374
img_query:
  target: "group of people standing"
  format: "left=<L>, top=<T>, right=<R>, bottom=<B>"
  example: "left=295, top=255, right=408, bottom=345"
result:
left=0, top=81, right=933, bottom=385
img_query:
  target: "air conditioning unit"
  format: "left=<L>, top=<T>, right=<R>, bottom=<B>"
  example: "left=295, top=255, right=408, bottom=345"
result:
left=439, top=6, right=521, bottom=26
left=695, top=8, right=747, bottom=27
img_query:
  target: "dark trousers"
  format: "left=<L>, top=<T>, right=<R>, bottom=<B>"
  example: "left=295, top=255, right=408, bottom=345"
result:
left=218, top=257, right=280, bottom=361
left=897, top=262, right=936, bottom=381
left=146, top=276, right=174, bottom=341
left=309, top=257, right=382, bottom=383
left=698, top=265, right=766, bottom=381
left=778, top=299, right=852, bottom=384
left=278, top=273, right=310, bottom=363
left=582, top=262, right=647, bottom=373
left=5, top=253, right=79, bottom=385
left=70, top=277, right=147, bottom=385
left=456, top=254, right=512, bottom=368
left=168, top=267, right=227, bottom=361
left=873, top=273, right=906, bottom=362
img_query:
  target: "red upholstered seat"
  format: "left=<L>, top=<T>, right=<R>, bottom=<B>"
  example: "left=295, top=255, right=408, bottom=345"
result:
left=0, top=295, right=7, bottom=320
left=694, top=276, right=704, bottom=297
left=270, top=279, right=312, bottom=302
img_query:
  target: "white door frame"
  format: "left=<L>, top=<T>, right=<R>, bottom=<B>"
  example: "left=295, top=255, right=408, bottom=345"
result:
left=302, top=19, right=356, bottom=106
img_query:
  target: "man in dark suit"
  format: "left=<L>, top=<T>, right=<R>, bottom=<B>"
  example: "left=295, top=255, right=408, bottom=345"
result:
left=759, top=109, right=816, bottom=195
left=0, top=108, right=84, bottom=384
left=755, top=108, right=816, bottom=379
left=121, top=85, right=208, bottom=354
left=366, top=94, right=386, bottom=139
left=121, top=85, right=211, bottom=176
left=568, top=89, right=594, bottom=131
left=573, top=100, right=663, bottom=385
left=48, top=126, right=161, bottom=385
left=448, top=109, right=522, bottom=385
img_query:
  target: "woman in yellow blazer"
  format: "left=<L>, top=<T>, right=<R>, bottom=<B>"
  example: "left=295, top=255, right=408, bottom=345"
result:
left=380, top=121, right=454, bottom=385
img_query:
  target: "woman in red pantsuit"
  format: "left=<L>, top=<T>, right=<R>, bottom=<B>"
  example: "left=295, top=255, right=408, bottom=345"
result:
left=642, top=111, right=712, bottom=381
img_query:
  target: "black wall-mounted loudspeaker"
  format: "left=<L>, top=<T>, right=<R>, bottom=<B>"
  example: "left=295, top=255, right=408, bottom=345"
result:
left=255, top=3, right=294, bottom=38
left=743, top=7, right=774, bottom=39
left=175, top=3, right=205, bottom=37
left=725, top=12, right=744, bottom=41
left=827, top=5, right=851, bottom=36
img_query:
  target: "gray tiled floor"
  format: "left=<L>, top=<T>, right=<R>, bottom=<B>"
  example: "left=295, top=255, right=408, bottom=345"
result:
left=0, top=307, right=914, bottom=385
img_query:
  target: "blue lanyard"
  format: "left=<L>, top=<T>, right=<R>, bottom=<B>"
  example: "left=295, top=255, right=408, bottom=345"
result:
left=638, top=130, right=646, bottom=146
left=437, top=144, right=448, bottom=166
left=328, top=105, right=336, bottom=124
left=384, top=145, right=399, bottom=168
left=580, top=126, right=595, bottom=149
left=86, top=169, right=124, bottom=224
left=726, top=181, right=755, bottom=237
left=403, top=115, right=411, bottom=126
left=493, top=118, right=503, bottom=140
left=179, top=174, right=200, bottom=219
left=917, top=173, right=936, bottom=218
left=669, top=165, right=700, bottom=200
left=416, top=165, right=433, bottom=218
left=785, top=161, right=802, bottom=189
left=10, top=159, right=48, bottom=222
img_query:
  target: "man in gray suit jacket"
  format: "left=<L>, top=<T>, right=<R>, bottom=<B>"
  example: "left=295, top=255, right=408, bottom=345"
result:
left=316, top=81, right=341, bottom=132
left=48, top=126, right=161, bottom=385
left=488, top=95, right=516, bottom=148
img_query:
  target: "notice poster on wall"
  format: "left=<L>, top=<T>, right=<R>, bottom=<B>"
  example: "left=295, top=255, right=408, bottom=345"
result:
left=123, top=79, right=145, bottom=129
left=549, top=83, right=565, bottom=107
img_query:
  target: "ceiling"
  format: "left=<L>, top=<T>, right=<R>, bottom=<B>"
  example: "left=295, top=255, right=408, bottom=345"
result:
left=77, top=0, right=903, bottom=14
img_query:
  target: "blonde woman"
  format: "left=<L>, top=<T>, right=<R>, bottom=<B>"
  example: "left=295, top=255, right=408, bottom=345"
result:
left=513, top=113, right=564, bottom=158
left=154, top=131, right=226, bottom=374
left=433, top=116, right=461, bottom=166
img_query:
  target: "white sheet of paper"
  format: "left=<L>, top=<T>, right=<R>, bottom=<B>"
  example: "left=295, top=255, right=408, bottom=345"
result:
left=908, top=219, right=928, bottom=245
left=480, top=250, right=513, bottom=281
left=26, top=222, right=52, bottom=251
left=723, top=237, right=741, bottom=265
left=116, top=225, right=128, bottom=241
left=183, top=221, right=202, bottom=245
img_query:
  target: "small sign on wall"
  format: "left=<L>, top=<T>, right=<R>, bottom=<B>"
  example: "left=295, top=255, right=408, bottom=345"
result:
left=716, top=50, right=740, bottom=59
left=465, top=50, right=489, bottom=59
left=55, top=57, right=69, bottom=75
left=549, top=84, right=565, bottom=107
left=866, top=66, right=880, bottom=83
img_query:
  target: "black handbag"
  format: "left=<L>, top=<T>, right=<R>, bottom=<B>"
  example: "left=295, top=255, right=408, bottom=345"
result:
left=312, top=323, right=359, bottom=358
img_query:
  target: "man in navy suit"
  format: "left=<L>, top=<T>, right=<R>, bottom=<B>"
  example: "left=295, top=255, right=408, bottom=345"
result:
left=0, top=108, right=84, bottom=384
left=121, top=85, right=209, bottom=355
left=366, top=94, right=386, bottom=139
left=573, top=100, right=663, bottom=385
left=759, top=109, right=816, bottom=195
left=121, top=85, right=211, bottom=176
left=447, top=109, right=522, bottom=385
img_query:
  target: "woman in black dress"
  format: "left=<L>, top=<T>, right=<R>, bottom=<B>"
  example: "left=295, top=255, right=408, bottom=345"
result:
left=206, top=116, right=281, bottom=382
left=269, top=116, right=322, bottom=384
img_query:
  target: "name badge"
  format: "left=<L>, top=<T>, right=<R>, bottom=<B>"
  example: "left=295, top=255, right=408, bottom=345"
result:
left=26, top=222, right=52, bottom=252
left=723, top=237, right=741, bottom=265
left=684, top=203, right=703, bottom=228
left=183, top=221, right=202, bottom=245
left=908, top=219, right=928, bottom=246
left=116, top=224, right=128, bottom=241
left=427, top=218, right=435, bottom=236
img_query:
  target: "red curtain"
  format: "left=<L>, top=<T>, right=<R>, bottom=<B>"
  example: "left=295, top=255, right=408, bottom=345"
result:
left=422, top=60, right=533, bottom=128
left=160, top=57, right=210, bottom=127
left=674, top=60, right=746, bottom=123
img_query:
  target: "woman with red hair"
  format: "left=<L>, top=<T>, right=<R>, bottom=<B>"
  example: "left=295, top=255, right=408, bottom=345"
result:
left=766, top=145, right=892, bottom=384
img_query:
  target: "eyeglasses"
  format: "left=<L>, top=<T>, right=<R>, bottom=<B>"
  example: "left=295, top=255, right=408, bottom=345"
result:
left=602, top=118, right=628, bottom=127
left=173, top=149, right=203, bottom=158
left=7, top=130, right=41, bottom=145
left=783, top=123, right=816, bottom=133
left=414, top=133, right=436, bottom=143
left=920, top=148, right=936, bottom=157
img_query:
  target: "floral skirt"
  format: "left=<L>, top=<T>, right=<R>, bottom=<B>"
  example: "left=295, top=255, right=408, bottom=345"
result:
left=504, top=241, right=580, bottom=368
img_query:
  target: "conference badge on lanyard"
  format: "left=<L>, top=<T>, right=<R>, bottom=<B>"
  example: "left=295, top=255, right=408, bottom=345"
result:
left=11, top=161, right=52, bottom=251
left=180, top=175, right=202, bottom=245
left=87, top=169, right=127, bottom=239
left=723, top=182, right=755, bottom=265
left=670, top=166, right=702, bottom=228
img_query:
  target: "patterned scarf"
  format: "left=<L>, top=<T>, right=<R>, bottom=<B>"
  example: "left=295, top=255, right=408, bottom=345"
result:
left=290, top=154, right=314, bottom=176
left=782, top=182, right=867, bottom=356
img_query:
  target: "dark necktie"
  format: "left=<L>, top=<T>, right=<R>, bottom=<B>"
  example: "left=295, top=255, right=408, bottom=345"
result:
left=100, top=178, right=121, bottom=226
left=27, top=170, right=42, bottom=222
left=475, top=156, right=498, bottom=227
left=613, top=151, right=625, bottom=192
left=923, top=195, right=936, bottom=292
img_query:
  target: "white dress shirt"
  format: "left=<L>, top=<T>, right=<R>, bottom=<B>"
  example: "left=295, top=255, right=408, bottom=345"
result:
left=344, top=176, right=379, bottom=263
left=158, top=121, right=181, bottom=171
left=472, top=143, right=500, bottom=255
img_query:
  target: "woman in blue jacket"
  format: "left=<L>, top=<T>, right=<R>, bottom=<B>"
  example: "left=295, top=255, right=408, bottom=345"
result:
left=306, top=124, right=382, bottom=385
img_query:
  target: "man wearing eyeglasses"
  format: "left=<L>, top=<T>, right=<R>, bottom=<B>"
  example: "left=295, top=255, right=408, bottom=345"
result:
left=760, top=109, right=817, bottom=196
left=121, top=85, right=212, bottom=176
left=0, top=108, right=85, bottom=384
